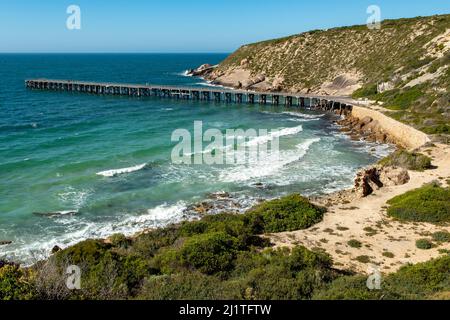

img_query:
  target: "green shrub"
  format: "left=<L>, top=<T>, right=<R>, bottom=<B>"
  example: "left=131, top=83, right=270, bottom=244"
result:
left=180, top=232, right=238, bottom=275
left=313, top=276, right=381, bottom=300
left=347, top=240, right=362, bottom=249
left=379, top=150, right=432, bottom=171
left=154, top=231, right=242, bottom=276
left=131, top=225, right=182, bottom=258
left=387, top=185, right=450, bottom=223
left=381, top=87, right=425, bottom=110
left=432, top=231, right=450, bottom=243
left=109, top=233, right=130, bottom=248
left=423, top=124, right=450, bottom=134
left=246, top=194, right=326, bottom=233
left=0, top=263, right=35, bottom=300
left=54, top=240, right=150, bottom=299
left=355, top=256, right=371, bottom=263
left=381, top=255, right=450, bottom=299
left=315, top=255, right=450, bottom=300
left=137, top=272, right=241, bottom=300
left=231, top=247, right=335, bottom=300
left=416, top=239, right=433, bottom=250
left=352, top=84, right=378, bottom=99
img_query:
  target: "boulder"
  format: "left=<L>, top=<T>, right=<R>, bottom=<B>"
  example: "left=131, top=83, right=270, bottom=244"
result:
left=187, top=64, right=216, bottom=77
left=375, top=132, right=387, bottom=143
left=51, top=245, right=62, bottom=254
left=379, top=166, right=410, bottom=186
left=362, top=120, right=380, bottom=133
left=240, top=58, right=249, bottom=67
left=354, top=168, right=383, bottom=197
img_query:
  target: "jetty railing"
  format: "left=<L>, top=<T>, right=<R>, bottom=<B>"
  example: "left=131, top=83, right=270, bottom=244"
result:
left=25, top=79, right=353, bottom=112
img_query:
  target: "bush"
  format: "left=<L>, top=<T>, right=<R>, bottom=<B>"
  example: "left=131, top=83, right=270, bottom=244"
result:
left=352, top=84, right=378, bottom=99
left=0, top=263, right=35, bottom=300
left=315, top=255, right=450, bottom=300
left=313, top=276, right=381, bottom=300
left=416, top=239, right=433, bottom=250
left=232, top=247, right=335, bottom=300
left=154, top=231, right=240, bottom=275
left=53, top=239, right=150, bottom=299
left=382, top=252, right=395, bottom=258
left=180, top=232, right=238, bottom=275
left=379, top=150, right=432, bottom=171
left=387, top=185, right=450, bottom=223
left=347, top=240, right=362, bottom=248
left=355, top=256, right=371, bottom=263
left=381, top=255, right=450, bottom=299
left=432, top=231, right=450, bottom=243
left=381, top=87, right=425, bottom=110
left=246, top=194, right=326, bottom=233
left=137, top=272, right=241, bottom=300
left=109, top=233, right=130, bottom=248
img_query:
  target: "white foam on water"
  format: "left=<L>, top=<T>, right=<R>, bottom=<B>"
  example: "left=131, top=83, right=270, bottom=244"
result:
left=57, top=186, right=91, bottom=209
left=219, top=137, right=320, bottom=183
left=282, top=111, right=324, bottom=119
left=244, top=125, right=303, bottom=148
left=288, top=117, right=320, bottom=122
left=195, top=81, right=234, bottom=90
left=177, top=70, right=192, bottom=77
left=2, top=201, right=187, bottom=266
left=96, top=163, right=147, bottom=177
left=184, top=125, right=303, bottom=157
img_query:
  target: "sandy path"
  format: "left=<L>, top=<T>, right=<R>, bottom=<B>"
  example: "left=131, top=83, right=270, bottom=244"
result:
left=269, top=144, right=450, bottom=274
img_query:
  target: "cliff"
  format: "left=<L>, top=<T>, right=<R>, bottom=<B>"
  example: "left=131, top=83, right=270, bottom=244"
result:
left=203, top=15, right=450, bottom=139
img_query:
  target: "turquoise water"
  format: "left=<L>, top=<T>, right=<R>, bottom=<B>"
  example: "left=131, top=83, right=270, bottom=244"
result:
left=0, top=54, right=392, bottom=264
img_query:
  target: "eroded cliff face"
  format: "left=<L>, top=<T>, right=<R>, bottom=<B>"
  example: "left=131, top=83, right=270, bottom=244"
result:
left=192, top=14, right=450, bottom=138
left=204, top=15, right=449, bottom=95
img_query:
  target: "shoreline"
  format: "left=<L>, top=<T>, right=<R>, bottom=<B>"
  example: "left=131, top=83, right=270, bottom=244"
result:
left=4, top=71, right=443, bottom=275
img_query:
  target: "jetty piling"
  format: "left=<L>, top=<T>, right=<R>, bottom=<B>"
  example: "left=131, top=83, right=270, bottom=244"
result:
left=25, top=79, right=353, bottom=113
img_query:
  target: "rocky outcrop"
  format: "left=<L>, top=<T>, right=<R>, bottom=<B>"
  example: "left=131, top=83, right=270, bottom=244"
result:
left=336, top=114, right=392, bottom=144
left=354, top=168, right=384, bottom=197
left=187, top=64, right=216, bottom=77
left=354, top=166, right=410, bottom=197
left=51, top=245, right=61, bottom=254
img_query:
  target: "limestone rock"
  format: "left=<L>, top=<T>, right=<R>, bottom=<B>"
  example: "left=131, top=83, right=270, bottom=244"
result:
left=354, top=167, right=383, bottom=197
left=379, top=166, right=410, bottom=186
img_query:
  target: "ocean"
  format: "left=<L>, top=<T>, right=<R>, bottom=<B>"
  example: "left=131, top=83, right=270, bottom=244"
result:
left=0, top=53, right=393, bottom=264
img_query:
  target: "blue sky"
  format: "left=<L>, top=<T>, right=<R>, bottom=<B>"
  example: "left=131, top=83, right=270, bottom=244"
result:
left=0, top=0, right=448, bottom=53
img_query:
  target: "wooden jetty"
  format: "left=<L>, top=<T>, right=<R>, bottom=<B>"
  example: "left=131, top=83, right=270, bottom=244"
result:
left=25, top=79, right=353, bottom=112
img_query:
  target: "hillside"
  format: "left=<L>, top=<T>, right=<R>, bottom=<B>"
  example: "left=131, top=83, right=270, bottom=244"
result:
left=205, top=15, right=450, bottom=139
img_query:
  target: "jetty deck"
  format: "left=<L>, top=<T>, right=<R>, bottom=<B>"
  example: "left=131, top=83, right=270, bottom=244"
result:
left=25, top=79, right=354, bottom=112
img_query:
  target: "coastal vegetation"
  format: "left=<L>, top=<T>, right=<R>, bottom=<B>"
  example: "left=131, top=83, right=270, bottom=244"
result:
left=387, top=183, right=450, bottom=223
left=315, top=255, right=450, bottom=300
left=2, top=191, right=450, bottom=300
left=378, top=150, right=432, bottom=171
left=416, top=239, right=434, bottom=250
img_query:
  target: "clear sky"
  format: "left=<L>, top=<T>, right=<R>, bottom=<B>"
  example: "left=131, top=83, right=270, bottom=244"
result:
left=0, top=0, right=449, bottom=53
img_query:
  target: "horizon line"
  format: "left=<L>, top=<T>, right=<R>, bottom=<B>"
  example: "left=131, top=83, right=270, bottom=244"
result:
left=0, top=52, right=232, bottom=54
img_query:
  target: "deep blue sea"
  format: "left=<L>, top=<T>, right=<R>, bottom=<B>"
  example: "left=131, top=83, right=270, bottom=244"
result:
left=0, top=54, right=392, bottom=264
